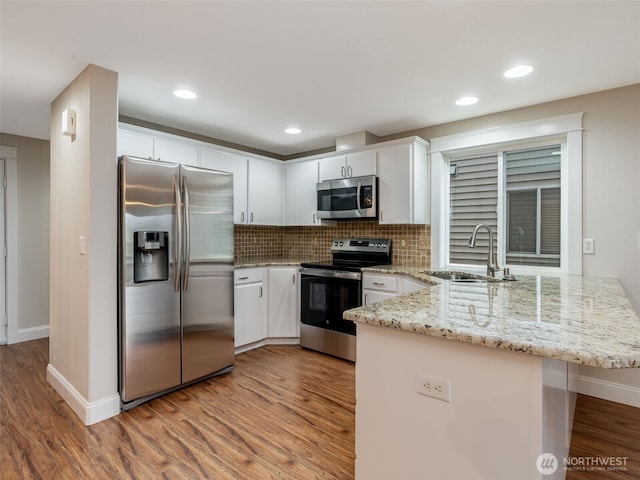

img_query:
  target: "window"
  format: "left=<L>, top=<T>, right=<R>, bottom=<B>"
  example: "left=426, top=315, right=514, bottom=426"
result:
left=430, top=113, right=583, bottom=275
left=449, top=153, right=498, bottom=266
left=505, top=145, right=561, bottom=267
left=449, top=145, right=561, bottom=269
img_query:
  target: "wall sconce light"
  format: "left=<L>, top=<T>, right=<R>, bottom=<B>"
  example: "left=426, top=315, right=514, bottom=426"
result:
left=62, top=108, right=76, bottom=137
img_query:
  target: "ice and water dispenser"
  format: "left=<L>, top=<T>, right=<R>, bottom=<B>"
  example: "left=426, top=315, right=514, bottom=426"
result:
left=133, top=231, right=169, bottom=283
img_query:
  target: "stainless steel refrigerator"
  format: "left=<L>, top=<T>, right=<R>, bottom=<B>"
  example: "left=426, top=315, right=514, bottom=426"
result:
left=118, top=155, right=234, bottom=409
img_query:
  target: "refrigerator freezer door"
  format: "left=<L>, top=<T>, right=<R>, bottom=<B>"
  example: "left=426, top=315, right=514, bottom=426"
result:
left=180, top=165, right=235, bottom=382
left=120, top=156, right=181, bottom=402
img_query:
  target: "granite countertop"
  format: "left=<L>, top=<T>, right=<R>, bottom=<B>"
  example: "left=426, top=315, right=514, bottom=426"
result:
left=235, top=258, right=306, bottom=269
left=346, top=266, right=640, bottom=368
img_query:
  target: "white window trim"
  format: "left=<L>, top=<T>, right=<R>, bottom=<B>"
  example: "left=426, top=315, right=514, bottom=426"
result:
left=430, top=113, right=583, bottom=275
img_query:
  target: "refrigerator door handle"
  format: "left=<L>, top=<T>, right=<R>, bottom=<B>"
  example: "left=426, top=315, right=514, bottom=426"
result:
left=182, top=175, right=191, bottom=291
left=173, top=175, right=183, bottom=293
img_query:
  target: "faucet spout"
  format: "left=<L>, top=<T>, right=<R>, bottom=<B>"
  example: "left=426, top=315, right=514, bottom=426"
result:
left=468, top=224, right=500, bottom=277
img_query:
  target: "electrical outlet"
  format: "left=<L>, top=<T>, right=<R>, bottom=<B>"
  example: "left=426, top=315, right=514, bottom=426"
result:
left=417, top=374, right=451, bottom=403
left=583, top=238, right=595, bottom=255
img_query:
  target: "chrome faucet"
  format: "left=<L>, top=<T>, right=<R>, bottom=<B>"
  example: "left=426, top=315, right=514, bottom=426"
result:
left=468, top=224, right=500, bottom=277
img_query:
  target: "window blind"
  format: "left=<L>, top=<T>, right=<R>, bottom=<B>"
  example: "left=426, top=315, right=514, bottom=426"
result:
left=449, top=154, right=498, bottom=265
left=449, top=145, right=561, bottom=268
left=505, top=145, right=561, bottom=267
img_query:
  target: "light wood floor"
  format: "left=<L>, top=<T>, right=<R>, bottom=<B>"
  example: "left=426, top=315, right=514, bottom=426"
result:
left=1, top=339, right=355, bottom=479
left=2, top=339, right=640, bottom=479
left=566, top=394, right=640, bottom=479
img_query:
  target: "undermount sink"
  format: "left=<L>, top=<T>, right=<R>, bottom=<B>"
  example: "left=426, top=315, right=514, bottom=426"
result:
left=424, top=271, right=495, bottom=283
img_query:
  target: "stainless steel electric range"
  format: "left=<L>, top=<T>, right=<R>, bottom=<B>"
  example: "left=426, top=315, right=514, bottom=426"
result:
left=299, top=238, right=392, bottom=361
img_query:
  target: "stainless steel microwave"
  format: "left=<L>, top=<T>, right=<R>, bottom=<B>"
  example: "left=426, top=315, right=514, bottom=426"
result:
left=316, top=175, right=377, bottom=220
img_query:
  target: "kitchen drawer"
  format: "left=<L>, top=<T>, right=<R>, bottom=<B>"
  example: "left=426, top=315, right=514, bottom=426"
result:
left=234, top=268, right=264, bottom=284
left=362, top=274, right=399, bottom=293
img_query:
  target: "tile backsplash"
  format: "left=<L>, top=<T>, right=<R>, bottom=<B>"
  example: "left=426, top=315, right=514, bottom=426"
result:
left=235, top=221, right=430, bottom=268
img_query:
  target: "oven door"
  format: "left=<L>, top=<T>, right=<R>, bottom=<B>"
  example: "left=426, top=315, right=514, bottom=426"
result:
left=316, top=175, right=377, bottom=219
left=299, top=268, right=361, bottom=336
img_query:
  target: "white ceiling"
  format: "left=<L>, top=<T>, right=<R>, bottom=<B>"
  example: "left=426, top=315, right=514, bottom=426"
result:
left=2, top=1, right=639, bottom=157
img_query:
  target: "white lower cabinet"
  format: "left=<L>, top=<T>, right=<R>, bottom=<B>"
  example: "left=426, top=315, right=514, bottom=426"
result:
left=267, top=267, right=299, bottom=340
left=363, top=273, right=401, bottom=306
left=363, top=272, right=429, bottom=305
left=235, top=266, right=300, bottom=352
left=402, top=277, right=429, bottom=294
left=234, top=269, right=267, bottom=350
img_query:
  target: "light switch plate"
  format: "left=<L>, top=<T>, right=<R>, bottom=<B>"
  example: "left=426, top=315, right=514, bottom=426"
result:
left=62, top=108, right=76, bottom=136
left=78, top=236, right=86, bottom=255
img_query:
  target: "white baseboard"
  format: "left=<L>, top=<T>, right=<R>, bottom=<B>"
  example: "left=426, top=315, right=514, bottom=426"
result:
left=12, top=325, right=49, bottom=344
left=575, top=374, right=640, bottom=408
left=235, top=337, right=300, bottom=354
left=46, top=363, right=120, bottom=425
left=265, top=337, right=300, bottom=346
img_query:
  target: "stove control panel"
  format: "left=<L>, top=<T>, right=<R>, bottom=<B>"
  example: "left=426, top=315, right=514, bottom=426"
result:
left=331, top=238, right=391, bottom=253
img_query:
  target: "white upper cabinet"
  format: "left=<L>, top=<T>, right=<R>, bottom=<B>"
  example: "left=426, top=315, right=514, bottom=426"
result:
left=118, top=129, right=154, bottom=159
left=319, top=155, right=347, bottom=181
left=117, top=124, right=428, bottom=227
left=347, top=150, right=378, bottom=178
left=285, top=160, right=321, bottom=226
left=247, top=158, right=284, bottom=226
left=201, top=150, right=283, bottom=226
left=377, top=139, right=429, bottom=225
left=318, top=150, right=377, bottom=181
left=153, top=137, right=199, bottom=166
left=200, top=147, right=248, bottom=225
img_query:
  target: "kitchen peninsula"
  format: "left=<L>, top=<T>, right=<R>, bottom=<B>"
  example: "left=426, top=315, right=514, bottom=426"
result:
left=344, top=270, right=640, bottom=480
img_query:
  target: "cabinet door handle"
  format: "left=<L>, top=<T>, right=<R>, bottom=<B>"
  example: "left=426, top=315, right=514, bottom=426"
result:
left=347, top=165, right=352, bottom=177
left=250, top=212, right=254, bottom=223
left=364, top=294, right=368, bottom=305
left=240, top=211, right=245, bottom=223
left=292, top=274, right=296, bottom=284
left=380, top=210, right=384, bottom=222
left=313, top=212, right=316, bottom=224
left=238, top=276, right=249, bottom=281
left=372, top=282, right=385, bottom=286
left=341, top=166, right=346, bottom=177
left=259, top=286, right=263, bottom=297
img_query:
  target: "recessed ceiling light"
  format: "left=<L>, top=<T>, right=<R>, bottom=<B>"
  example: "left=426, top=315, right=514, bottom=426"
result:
left=173, top=89, right=197, bottom=100
left=285, top=127, right=301, bottom=135
left=456, top=96, right=478, bottom=106
left=504, top=65, right=534, bottom=78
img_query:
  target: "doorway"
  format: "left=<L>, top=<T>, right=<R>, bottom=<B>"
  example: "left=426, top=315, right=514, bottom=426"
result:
left=0, top=157, right=5, bottom=343
left=1, top=145, right=18, bottom=345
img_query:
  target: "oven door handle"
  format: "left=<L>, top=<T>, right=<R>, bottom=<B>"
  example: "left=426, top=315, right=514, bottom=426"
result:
left=299, top=268, right=362, bottom=281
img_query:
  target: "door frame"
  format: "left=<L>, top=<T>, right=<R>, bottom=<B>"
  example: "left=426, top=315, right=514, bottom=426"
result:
left=0, top=146, right=17, bottom=345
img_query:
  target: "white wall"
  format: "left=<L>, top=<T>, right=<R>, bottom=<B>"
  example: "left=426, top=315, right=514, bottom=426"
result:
left=394, top=84, right=640, bottom=397
left=47, top=64, right=120, bottom=424
left=0, top=134, right=50, bottom=342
